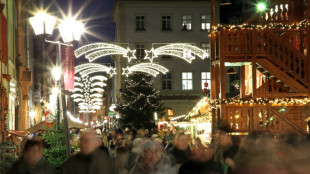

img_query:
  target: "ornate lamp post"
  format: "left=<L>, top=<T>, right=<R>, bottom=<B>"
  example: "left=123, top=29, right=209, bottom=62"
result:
left=30, top=11, right=84, bottom=158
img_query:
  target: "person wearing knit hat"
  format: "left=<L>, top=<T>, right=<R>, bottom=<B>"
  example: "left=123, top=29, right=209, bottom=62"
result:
left=129, top=139, right=176, bottom=174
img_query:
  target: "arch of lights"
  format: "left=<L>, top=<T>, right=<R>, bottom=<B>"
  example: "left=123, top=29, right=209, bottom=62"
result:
left=75, top=63, right=116, bottom=77
left=144, top=44, right=208, bottom=63
left=72, top=66, right=107, bottom=113
left=74, top=43, right=208, bottom=64
left=73, top=43, right=208, bottom=113
left=122, top=63, right=169, bottom=77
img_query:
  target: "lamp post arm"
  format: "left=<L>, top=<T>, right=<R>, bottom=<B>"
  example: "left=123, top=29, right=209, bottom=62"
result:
left=44, top=39, right=73, bottom=47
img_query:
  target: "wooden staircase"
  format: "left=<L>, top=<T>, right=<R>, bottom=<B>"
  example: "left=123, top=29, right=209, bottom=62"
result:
left=220, top=28, right=309, bottom=94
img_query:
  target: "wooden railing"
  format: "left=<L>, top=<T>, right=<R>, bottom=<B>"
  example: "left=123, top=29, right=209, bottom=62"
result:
left=222, top=105, right=307, bottom=136
left=257, top=78, right=289, bottom=94
left=218, top=29, right=308, bottom=87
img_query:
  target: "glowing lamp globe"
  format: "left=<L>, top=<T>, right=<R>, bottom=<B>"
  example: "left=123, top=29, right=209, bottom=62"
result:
left=257, top=2, right=267, bottom=12
left=29, top=11, right=56, bottom=35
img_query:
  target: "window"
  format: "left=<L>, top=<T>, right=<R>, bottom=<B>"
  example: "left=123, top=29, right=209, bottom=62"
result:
left=201, top=43, right=210, bottom=58
left=162, top=73, right=172, bottom=90
left=162, top=15, right=172, bottom=31
left=136, top=15, right=145, bottom=31
left=201, top=14, right=211, bottom=30
left=230, top=73, right=240, bottom=92
left=182, top=72, right=193, bottom=90
left=136, top=44, right=145, bottom=59
left=162, top=55, right=172, bottom=60
left=167, top=108, right=174, bottom=115
left=182, top=15, right=192, bottom=31
left=201, top=72, right=211, bottom=89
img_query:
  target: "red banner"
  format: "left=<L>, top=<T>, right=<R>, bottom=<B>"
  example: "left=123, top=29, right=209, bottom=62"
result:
left=62, top=46, right=75, bottom=90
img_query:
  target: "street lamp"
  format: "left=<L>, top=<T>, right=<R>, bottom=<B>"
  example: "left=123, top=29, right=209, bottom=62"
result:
left=29, top=11, right=56, bottom=35
left=30, top=11, right=84, bottom=158
left=52, top=67, right=61, bottom=128
left=257, top=2, right=267, bottom=12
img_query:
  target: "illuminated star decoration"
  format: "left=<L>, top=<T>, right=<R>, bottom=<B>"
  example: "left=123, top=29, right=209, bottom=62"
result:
left=144, top=48, right=158, bottom=62
left=123, top=48, right=137, bottom=62
left=122, top=67, right=132, bottom=77
left=108, top=66, right=117, bottom=76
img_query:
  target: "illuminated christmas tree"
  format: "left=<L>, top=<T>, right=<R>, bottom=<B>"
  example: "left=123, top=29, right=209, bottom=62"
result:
left=116, top=72, right=162, bottom=130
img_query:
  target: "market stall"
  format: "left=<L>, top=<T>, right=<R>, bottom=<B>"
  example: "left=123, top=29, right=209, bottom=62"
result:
left=157, top=97, right=213, bottom=146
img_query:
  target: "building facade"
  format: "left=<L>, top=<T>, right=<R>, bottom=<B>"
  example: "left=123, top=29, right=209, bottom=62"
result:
left=113, top=0, right=220, bottom=117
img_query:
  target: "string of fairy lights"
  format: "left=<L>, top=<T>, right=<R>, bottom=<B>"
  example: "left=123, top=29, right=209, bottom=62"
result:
left=171, top=97, right=310, bottom=123
left=209, top=19, right=310, bottom=36
left=208, top=97, right=310, bottom=108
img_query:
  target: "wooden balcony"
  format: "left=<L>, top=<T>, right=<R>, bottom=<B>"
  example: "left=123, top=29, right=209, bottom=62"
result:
left=220, top=104, right=308, bottom=136
left=213, top=28, right=309, bottom=93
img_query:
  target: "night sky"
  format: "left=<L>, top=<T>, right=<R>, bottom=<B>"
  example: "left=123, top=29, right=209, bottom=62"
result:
left=51, top=0, right=115, bottom=42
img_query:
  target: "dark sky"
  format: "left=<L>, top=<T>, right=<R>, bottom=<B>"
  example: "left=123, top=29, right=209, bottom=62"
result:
left=51, top=0, right=115, bottom=42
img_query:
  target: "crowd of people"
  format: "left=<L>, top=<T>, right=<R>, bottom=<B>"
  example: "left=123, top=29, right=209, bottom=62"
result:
left=5, top=126, right=310, bottom=174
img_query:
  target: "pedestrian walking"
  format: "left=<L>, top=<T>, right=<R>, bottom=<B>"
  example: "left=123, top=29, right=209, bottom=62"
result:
left=7, top=137, right=55, bottom=174
left=61, top=130, right=111, bottom=174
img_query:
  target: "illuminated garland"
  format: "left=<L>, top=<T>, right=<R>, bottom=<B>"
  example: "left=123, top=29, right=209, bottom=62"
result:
left=74, top=43, right=128, bottom=58
left=71, top=94, right=84, bottom=98
left=91, top=82, right=107, bottom=87
left=75, top=63, right=109, bottom=73
left=90, top=88, right=105, bottom=93
left=122, top=63, right=169, bottom=77
left=74, top=43, right=138, bottom=63
left=75, top=76, right=81, bottom=81
left=72, top=74, right=105, bottom=112
left=208, top=97, right=310, bottom=108
left=79, top=68, right=108, bottom=77
left=86, top=49, right=127, bottom=62
left=130, top=63, right=169, bottom=74
left=210, top=19, right=310, bottom=34
left=144, top=44, right=208, bottom=63
left=90, top=93, right=103, bottom=98
left=72, top=88, right=83, bottom=93
left=73, top=98, right=85, bottom=102
left=74, top=82, right=83, bottom=87
left=89, top=75, right=107, bottom=81
left=91, top=98, right=102, bottom=102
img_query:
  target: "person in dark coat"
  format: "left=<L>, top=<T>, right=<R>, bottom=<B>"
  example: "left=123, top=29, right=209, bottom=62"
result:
left=166, top=132, right=191, bottom=168
left=179, top=139, right=223, bottom=174
left=62, top=131, right=111, bottom=174
left=7, top=138, right=55, bottom=174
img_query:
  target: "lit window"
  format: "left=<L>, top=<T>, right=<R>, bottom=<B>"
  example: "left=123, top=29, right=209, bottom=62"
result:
left=162, top=15, right=172, bottom=31
left=136, top=15, right=145, bottom=31
left=201, top=14, right=211, bottom=30
left=182, top=72, right=193, bottom=90
left=182, top=15, right=192, bottom=31
left=167, top=108, right=174, bottom=115
left=201, top=43, right=210, bottom=58
left=201, top=72, right=211, bottom=89
left=162, top=73, right=172, bottom=90
left=136, top=44, right=145, bottom=59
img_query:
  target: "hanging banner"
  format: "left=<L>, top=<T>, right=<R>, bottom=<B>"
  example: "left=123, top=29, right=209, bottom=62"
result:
left=62, top=46, right=75, bottom=90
